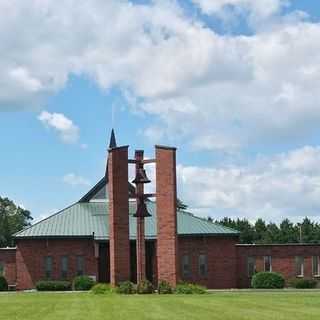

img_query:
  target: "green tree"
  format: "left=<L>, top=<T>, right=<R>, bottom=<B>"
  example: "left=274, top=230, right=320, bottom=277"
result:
left=264, top=223, right=280, bottom=243
left=0, top=196, right=33, bottom=247
left=298, top=217, right=317, bottom=243
left=217, top=217, right=255, bottom=244
left=177, top=198, right=188, bottom=211
left=279, top=219, right=298, bottom=243
left=254, top=218, right=267, bottom=243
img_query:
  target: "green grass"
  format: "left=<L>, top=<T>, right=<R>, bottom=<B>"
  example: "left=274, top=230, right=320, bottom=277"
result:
left=0, top=291, right=319, bottom=320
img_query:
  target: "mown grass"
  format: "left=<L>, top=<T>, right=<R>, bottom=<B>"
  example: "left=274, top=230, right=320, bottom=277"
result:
left=0, top=291, right=319, bottom=320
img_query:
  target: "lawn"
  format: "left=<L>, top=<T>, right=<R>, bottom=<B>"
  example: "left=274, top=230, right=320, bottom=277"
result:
left=0, top=291, right=319, bottom=320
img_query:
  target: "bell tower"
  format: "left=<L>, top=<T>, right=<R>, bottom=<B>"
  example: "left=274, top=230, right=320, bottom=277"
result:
left=107, top=131, right=178, bottom=287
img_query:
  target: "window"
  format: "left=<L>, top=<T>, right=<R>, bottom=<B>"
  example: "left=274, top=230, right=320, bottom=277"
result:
left=182, top=255, right=191, bottom=278
left=44, top=256, right=53, bottom=279
left=247, top=256, right=256, bottom=277
left=312, top=256, right=320, bottom=276
left=264, top=256, right=272, bottom=272
left=198, top=254, right=208, bottom=277
left=295, top=256, right=304, bottom=277
left=61, top=256, right=68, bottom=279
left=0, top=262, right=4, bottom=276
left=76, top=256, right=85, bottom=276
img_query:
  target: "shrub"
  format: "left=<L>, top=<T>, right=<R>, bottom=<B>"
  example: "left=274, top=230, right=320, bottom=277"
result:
left=0, top=276, right=8, bottom=291
left=36, top=280, right=71, bottom=291
left=73, top=276, right=95, bottom=291
left=288, top=278, right=317, bottom=289
left=158, top=280, right=173, bottom=294
left=251, top=272, right=285, bottom=289
left=116, top=281, right=136, bottom=294
left=175, top=282, right=206, bottom=294
left=137, top=280, right=154, bottom=294
left=91, top=283, right=113, bottom=294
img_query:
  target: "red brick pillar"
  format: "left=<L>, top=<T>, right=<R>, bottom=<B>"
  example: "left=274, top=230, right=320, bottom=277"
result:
left=135, top=150, right=146, bottom=283
left=156, top=145, right=178, bottom=286
left=108, top=146, right=130, bottom=286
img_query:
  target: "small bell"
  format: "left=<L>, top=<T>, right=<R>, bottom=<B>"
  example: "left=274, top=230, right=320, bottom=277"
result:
left=132, top=168, right=151, bottom=184
left=134, top=198, right=151, bottom=218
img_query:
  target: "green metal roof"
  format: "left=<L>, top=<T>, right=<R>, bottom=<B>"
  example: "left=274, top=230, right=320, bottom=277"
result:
left=15, top=201, right=239, bottom=239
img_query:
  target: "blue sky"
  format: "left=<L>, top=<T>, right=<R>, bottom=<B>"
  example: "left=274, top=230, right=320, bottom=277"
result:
left=1, top=0, right=320, bottom=223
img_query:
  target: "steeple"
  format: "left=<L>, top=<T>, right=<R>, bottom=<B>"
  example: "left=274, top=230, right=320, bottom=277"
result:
left=109, top=128, right=117, bottom=149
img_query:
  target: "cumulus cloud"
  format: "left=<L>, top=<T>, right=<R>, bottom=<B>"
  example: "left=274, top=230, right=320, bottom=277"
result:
left=63, top=173, right=91, bottom=187
left=1, top=0, right=320, bottom=151
left=38, top=111, right=79, bottom=143
left=191, top=0, right=291, bottom=29
left=177, top=146, right=320, bottom=222
left=192, top=0, right=287, bottom=17
left=141, top=21, right=320, bottom=151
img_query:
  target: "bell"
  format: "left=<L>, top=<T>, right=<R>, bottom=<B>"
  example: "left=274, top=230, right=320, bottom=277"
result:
left=134, top=199, right=151, bottom=218
left=132, top=168, right=151, bottom=184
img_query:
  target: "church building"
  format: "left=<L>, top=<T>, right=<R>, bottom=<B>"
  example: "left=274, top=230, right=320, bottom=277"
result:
left=1, top=131, right=320, bottom=290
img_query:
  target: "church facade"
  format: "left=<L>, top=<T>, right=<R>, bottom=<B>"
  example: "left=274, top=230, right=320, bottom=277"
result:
left=1, top=132, right=320, bottom=290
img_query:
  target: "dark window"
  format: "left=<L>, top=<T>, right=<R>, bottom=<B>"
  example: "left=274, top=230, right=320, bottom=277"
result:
left=198, top=254, right=208, bottom=277
left=247, top=256, right=256, bottom=277
left=76, top=256, right=85, bottom=276
left=0, top=262, right=4, bottom=276
left=264, top=256, right=272, bottom=272
left=182, top=255, right=191, bottom=278
left=44, top=256, right=53, bottom=279
left=312, top=256, right=320, bottom=276
left=61, top=256, right=68, bottom=279
left=295, top=256, right=304, bottom=277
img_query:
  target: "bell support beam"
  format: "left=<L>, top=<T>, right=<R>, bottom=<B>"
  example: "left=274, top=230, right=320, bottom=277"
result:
left=134, top=150, right=147, bottom=283
left=128, top=159, right=156, bottom=164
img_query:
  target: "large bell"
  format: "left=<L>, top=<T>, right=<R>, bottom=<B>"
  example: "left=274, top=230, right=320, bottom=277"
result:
left=134, top=199, right=151, bottom=218
left=132, top=168, right=151, bottom=184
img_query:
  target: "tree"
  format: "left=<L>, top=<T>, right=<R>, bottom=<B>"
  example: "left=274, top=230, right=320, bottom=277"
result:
left=215, top=215, right=320, bottom=244
left=0, top=196, right=33, bottom=247
left=217, top=217, right=255, bottom=244
left=254, top=219, right=267, bottom=243
left=177, top=198, right=188, bottom=211
left=279, top=219, right=297, bottom=243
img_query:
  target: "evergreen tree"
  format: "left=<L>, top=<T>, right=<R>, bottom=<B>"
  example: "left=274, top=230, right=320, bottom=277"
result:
left=279, top=219, right=298, bottom=243
left=254, top=218, right=267, bottom=243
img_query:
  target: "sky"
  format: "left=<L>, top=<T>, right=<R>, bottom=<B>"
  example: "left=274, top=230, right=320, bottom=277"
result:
left=1, top=0, right=320, bottom=223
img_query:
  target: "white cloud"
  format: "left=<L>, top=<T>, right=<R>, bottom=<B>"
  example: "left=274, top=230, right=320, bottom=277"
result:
left=0, top=0, right=319, bottom=152
left=177, top=146, right=320, bottom=222
left=38, top=111, right=79, bottom=143
left=63, top=173, right=91, bottom=187
left=191, top=0, right=290, bottom=29
left=192, top=0, right=287, bottom=16
left=141, top=21, right=320, bottom=151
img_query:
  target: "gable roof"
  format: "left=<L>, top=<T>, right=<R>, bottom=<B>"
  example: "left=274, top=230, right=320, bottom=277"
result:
left=15, top=201, right=239, bottom=239
left=79, top=177, right=135, bottom=202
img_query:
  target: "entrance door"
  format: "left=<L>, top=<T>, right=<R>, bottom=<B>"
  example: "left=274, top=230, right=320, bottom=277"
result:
left=98, top=243, right=110, bottom=283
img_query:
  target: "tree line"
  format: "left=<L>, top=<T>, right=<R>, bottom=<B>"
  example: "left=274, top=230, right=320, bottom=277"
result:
left=0, top=196, right=33, bottom=247
left=212, top=216, right=320, bottom=244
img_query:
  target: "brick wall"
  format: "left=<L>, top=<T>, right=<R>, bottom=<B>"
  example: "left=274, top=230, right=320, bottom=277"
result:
left=236, top=244, right=320, bottom=288
left=108, top=146, right=130, bottom=286
left=0, top=248, right=16, bottom=285
left=178, top=236, right=238, bottom=289
left=156, top=146, right=178, bottom=286
left=15, top=238, right=97, bottom=290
